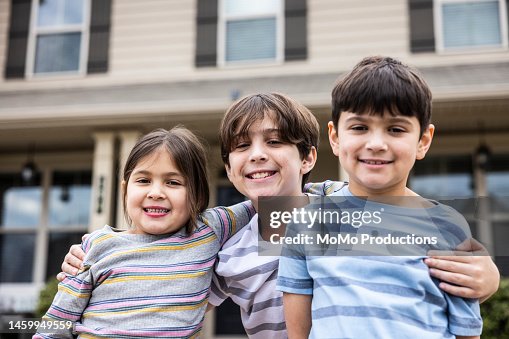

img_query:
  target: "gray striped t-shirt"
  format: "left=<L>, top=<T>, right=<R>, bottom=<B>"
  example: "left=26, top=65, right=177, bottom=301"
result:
left=209, top=214, right=285, bottom=339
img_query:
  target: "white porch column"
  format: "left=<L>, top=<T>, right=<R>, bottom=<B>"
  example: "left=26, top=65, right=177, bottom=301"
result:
left=89, top=132, right=116, bottom=231
left=116, top=131, right=142, bottom=230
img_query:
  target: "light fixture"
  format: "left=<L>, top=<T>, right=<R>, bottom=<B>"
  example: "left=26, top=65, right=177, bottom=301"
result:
left=474, top=143, right=491, bottom=171
left=474, top=121, right=491, bottom=171
left=21, top=143, right=37, bottom=184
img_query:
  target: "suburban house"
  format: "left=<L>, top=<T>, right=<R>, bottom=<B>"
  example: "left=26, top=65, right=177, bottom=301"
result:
left=0, top=0, right=508, bottom=337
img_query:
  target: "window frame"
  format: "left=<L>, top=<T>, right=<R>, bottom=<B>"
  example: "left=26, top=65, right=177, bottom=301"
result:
left=433, top=0, right=509, bottom=53
left=217, top=0, right=285, bottom=67
left=25, top=0, right=91, bottom=78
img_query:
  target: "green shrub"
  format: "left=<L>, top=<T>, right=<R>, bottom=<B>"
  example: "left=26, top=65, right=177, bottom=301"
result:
left=481, top=278, right=509, bottom=338
left=35, top=278, right=59, bottom=318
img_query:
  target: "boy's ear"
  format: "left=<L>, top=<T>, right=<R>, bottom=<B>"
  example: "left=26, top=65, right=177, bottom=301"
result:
left=224, top=164, right=232, bottom=179
left=301, top=146, right=318, bottom=175
left=328, top=121, right=340, bottom=157
left=416, top=124, right=435, bottom=160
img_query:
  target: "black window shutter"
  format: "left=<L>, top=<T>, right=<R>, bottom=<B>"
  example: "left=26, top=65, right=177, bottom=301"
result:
left=87, top=0, right=112, bottom=73
left=5, top=0, right=32, bottom=79
left=408, top=0, right=435, bottom=53
left=506, top=0, right=509, bottom=40
left=195, top=0, right=217, bottom=67
left=285, top=0, right=307, bottom=61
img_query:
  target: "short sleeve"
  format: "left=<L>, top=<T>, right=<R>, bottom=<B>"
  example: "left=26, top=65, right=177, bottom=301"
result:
left=201, top=201, right=255, bottom=247
left=208, top=272, right=230, bottom=307
left=276, top=255, right=313, bottom=295
left=446, top=294, right=482, bottom=336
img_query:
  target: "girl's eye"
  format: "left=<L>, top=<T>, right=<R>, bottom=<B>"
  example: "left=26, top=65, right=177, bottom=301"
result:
left=136, top=178, right=150, bottom=184
left=167, top=180, right=182, bottom=186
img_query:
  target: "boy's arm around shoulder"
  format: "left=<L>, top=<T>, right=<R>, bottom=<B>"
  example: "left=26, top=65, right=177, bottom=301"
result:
left=201, top=200, right=255, bottom=245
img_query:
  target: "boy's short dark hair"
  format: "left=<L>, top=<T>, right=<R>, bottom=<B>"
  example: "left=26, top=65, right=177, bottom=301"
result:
left=331, top=56, right=432, bottom=136
left=220, top=92, right=319, bottom=186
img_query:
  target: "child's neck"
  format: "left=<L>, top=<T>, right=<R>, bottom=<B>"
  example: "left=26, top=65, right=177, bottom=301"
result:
left=349, top=185, right=433, bottom=208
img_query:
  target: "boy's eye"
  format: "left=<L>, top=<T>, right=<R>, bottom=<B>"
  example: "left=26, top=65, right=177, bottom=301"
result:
left=351, top=125, right=367, bottom=131
left=388, top=127, right=405, bottom=133
left=235, top=142, right=250, bottom=149
left=267, top=139, right=282, bottom=145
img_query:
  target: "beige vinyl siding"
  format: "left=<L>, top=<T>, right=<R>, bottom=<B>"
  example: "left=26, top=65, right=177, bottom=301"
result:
left=0, top=0, right=508, bottom=89
left=0, top=0, right=10, bottom=77
left=309, top=0, right=409, bottom=66
left=110, top=0, right=195, bottom=77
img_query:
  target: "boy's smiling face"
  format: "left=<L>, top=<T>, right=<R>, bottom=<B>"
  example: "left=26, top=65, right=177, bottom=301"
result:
left=226, top=115, right=316, bottom=210
left=329, top=111, right=434, bottom=197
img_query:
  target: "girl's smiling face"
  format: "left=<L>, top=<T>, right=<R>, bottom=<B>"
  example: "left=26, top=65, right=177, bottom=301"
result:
left=124, top=147, right=190, bottom=235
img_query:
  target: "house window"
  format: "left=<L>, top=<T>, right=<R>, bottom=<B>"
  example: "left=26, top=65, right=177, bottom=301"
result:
left=26, top=0, right=90, bottom=76
left=5, top=0, right=111, bottom=79
left=0, top=170, right=90, bottom=284
left=434, top=0, right=508, bottom=51
left=218, top=0, right=284, bottom=65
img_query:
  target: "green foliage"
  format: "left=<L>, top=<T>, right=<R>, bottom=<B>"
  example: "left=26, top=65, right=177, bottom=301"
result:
left=481, top=278, right=509, bottom=339
left=35, top=278, right=59, bottom=318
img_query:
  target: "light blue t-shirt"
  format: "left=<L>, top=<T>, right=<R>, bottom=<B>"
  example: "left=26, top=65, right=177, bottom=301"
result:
left=276, top=186, right=482, bottom=338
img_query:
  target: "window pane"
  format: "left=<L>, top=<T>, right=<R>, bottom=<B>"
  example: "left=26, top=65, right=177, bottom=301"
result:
left=442, top=1, right=502, bottom=48
left=49, top=171, right=91, bottom=227
left=410, top=174, right=474, bottom=197
left=0, top=234, right=35, bottom=282
left=1, top=173, right=42, bottom=228
left=35, top=33, right=81, bottom=73
left=226, top=18, right=276, bottom=62
left=214, top=185, right=246, bottom=335
left=486, top=154, right=509, bottom=213
left=225, top=0, right=280, bottom=16
left=46, top=232, right=85, bottom=280
left=38, top=0, right=84, bottom=26
left=411, top=155, right=474, bottom=197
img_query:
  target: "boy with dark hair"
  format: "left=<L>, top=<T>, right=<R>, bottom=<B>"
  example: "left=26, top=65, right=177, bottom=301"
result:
left=277, top=56, right=483, bottom=339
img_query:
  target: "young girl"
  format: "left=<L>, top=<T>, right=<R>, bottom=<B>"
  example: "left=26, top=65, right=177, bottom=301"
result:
left=35, top=127, right=254, bottom=338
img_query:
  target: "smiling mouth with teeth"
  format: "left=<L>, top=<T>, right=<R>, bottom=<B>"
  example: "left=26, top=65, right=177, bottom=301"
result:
left=247, top=171, right=276, bottom=179
left=360, top=160, right=393, bottom=165
left=144, top=208, right=169, bottom=213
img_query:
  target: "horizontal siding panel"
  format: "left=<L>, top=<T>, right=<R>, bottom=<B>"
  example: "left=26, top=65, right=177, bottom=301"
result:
left=112, top=55, right=192, bottom=68
left=0, top=0, right=9, bottom=81
left=114, top=0, right=192, bottom=10
left=112, top=47, right=191, bottom=62
left=110, top=0, right=194, bottom=77
left=114, top=10, right=193, bottom=25
left=113, top=41, right=191, bottom=53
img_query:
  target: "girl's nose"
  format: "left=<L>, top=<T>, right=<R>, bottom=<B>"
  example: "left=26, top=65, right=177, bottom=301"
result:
left=147, top=184, right=166, bottom=199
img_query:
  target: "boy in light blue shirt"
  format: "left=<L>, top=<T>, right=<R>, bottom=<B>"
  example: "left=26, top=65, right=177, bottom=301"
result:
left=277, top=56, right=482, bottom=338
